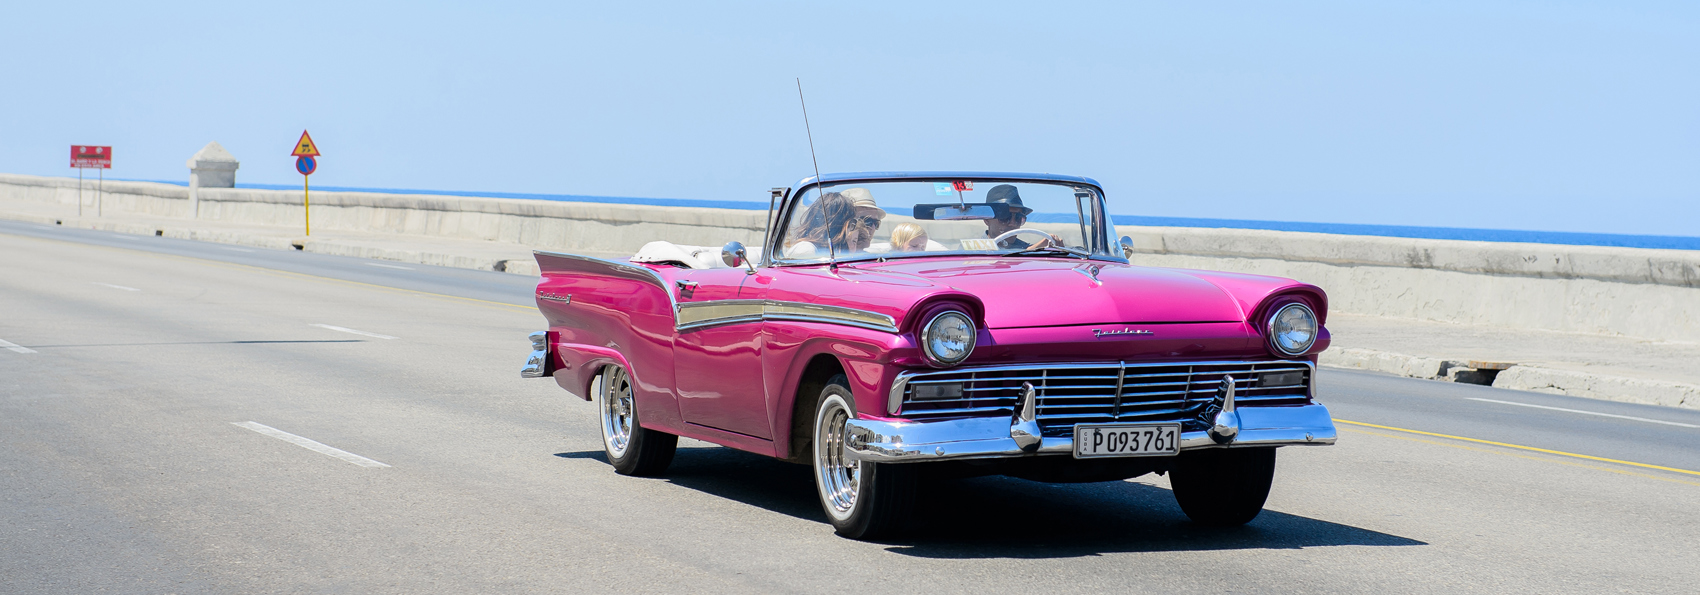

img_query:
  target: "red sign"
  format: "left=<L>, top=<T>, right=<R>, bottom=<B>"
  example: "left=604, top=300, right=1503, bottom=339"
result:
left=952, top=180, right=974, bottom=192
left=71, top=145, right=112, bottom=169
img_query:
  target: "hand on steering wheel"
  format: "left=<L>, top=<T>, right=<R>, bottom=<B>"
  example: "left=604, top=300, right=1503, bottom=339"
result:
left=992, top=228, right=1058, bottom=249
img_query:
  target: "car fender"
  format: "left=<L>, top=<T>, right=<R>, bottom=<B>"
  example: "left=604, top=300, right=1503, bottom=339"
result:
left=763, top=321, right=906, bottom=461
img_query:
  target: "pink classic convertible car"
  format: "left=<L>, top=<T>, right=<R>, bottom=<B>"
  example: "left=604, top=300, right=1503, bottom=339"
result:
left=522, top=172, right=1336, bottom=539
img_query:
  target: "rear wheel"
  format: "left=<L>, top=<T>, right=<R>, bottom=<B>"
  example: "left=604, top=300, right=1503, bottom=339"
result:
left=813, top=375, right=917, bottom=540
left=596, top=364, right=676, bottom=476
left=1169, top=447, right=1276, bottom=526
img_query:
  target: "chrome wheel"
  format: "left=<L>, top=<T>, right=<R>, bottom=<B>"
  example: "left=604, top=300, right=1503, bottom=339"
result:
left=814, top=393, right=860, bottom=520
left=598, top=365, right=635, bottom=459
left=810, top=376, right=917, bottom=539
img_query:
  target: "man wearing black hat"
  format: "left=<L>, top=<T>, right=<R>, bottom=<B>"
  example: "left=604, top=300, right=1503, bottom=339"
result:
left=983, top=184, right=1056, bottom=249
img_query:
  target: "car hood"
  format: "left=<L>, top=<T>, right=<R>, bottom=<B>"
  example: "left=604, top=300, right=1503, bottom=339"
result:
left=853, top=257, right=1251, bottom=329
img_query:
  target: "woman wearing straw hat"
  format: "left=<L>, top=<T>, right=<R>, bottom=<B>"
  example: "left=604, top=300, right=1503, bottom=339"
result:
left=838, top=187, right=886, bottom=253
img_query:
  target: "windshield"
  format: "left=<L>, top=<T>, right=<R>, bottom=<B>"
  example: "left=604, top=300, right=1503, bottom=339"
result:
left=773, top=179, right=1110, bottom=263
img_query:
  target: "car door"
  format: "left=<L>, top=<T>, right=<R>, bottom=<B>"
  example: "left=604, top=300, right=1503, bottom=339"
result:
left=672, top=267, right=773, bottom=439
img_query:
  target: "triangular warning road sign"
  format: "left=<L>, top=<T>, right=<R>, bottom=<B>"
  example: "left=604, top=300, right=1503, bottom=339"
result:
left=291, top=130, right=321, bottom=157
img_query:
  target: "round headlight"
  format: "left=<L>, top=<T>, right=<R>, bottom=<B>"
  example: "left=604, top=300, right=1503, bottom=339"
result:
left=1267, top=303, right=1318, bottom=356
left=922, top=311, right=976, bottom=366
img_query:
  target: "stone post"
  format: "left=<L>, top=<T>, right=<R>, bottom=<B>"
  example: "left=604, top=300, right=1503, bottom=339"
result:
left=186, top=141, right=239, bottom=218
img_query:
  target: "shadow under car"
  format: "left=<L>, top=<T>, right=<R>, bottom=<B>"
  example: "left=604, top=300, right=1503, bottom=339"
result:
left=555, top=446, right=1425, bottom=556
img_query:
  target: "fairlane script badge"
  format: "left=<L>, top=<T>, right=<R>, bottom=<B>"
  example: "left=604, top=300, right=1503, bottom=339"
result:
left=539, top=292, right=572, bottom=303
left=1093, top=328, right=1154, bottom=339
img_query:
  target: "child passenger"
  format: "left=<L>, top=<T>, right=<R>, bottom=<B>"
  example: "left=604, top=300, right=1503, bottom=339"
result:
left=889, top=223, right=929, bottom=252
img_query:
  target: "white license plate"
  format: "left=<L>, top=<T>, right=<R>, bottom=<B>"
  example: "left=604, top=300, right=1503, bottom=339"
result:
left=1073, top=423, right=1181, bottom=459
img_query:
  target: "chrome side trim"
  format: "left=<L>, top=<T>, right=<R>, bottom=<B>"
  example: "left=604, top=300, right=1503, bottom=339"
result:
left=763, top=312, right=899, bottom=333
left=676, top=299, right=766, bottom=331
left=762, top=301, right=898, bottom=333
left=843, top=403, right=1337, bottom=464
left=674, top=299, right=899, bottom=334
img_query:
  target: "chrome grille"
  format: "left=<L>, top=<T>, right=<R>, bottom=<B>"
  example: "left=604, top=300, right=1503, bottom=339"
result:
left=897, top=360, right=1314, bottom=436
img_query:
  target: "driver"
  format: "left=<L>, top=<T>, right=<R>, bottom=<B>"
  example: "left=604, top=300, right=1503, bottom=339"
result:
left=983, top=184, right=1052, bottom=249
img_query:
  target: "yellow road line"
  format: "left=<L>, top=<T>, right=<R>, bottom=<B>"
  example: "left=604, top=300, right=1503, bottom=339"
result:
left=1343, top=427, right=1700, bottom=487
left=1336, top=419, right=1700, bottom=478
left=4, top=230, right=538, bottom=314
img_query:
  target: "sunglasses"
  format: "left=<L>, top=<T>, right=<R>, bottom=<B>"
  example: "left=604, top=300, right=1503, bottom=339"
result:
left=856, top=217, right=882, bottom=231
left=997, top=211, right=1029, bottom=223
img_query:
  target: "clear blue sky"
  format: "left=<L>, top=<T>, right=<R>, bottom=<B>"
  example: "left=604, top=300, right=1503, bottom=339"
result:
left=2, top=1, right=1694, bottom=236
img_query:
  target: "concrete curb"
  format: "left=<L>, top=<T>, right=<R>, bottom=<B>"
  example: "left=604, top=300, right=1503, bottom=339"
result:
left=1320, top=347, right=1698, bottom=409
left=1492, top=367, right=1698, bottom=410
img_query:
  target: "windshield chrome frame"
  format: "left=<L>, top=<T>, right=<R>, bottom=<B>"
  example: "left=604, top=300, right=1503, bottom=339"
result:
left=762, top=173, right=1124, bottom=269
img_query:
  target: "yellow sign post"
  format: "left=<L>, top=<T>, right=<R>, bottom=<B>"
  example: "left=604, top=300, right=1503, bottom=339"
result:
left=291, top=131, right=321, bottom=236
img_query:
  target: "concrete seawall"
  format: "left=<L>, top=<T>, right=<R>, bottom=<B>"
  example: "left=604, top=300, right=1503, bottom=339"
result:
left=0, top=174, right=766, bottom=253
left=1117, top=226, right=1700, bottom=343
left=5, top=172, right=1697, bottom=343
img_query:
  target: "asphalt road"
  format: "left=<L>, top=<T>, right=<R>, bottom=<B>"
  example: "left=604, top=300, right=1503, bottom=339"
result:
left=3, top=221, right=1697, bottom=594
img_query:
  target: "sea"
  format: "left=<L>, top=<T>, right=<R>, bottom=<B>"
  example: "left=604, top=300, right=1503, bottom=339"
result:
left=134, top=179, right=1700, bottom=252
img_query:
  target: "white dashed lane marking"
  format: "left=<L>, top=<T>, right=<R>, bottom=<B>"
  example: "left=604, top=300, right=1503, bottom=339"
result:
left=0, top=338, right=37, bottom=354
left=1467, top=397, right=1699, bottom=429
left=231, top=422, right=390, bottom=467
left=309, top=324, right=397, bottom=340
left=92, top=282, right=140, bottom=291
left=363, top=262, right=414, bottom=270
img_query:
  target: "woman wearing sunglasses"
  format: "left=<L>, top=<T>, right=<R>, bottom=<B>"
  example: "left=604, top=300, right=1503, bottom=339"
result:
left=840, top=187, right=886, bottom=253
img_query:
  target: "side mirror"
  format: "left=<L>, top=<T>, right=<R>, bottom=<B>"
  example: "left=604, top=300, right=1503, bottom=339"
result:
left=1119, top=236, right=1135, bottom=259
left=722, top=241, right=756, bottom=274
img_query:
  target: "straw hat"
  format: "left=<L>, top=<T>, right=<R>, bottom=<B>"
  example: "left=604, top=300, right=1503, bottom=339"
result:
left=839, top=187, right=885, bottom=219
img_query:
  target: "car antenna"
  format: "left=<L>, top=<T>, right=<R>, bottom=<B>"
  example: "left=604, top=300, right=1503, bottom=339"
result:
left=796, top=78, right=836, bottom=271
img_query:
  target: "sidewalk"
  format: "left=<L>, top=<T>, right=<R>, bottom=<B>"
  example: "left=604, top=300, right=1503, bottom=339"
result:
left=3, top=197, right=1694, bottom=410
left=1320, top=314, right=1699, bottom=409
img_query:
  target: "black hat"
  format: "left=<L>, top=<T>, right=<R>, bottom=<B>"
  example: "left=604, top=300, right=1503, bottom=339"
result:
left=985, top=184, right=1033, bottom=215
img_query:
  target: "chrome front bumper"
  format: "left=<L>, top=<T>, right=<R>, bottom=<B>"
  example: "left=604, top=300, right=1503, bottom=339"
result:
left=842, top=404, right=1337, bottom=464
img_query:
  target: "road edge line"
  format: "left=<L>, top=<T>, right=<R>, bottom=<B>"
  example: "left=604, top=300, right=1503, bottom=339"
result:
left=1334, top=418, right=1700, bottom=478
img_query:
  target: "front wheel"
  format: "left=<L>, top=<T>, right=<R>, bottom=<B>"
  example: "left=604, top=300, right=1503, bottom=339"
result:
left=1169, top=447, right=1276, bottom=526
left=813, top=375, right=916, bottom=540
left=596, top=364, right=676, bottom=476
